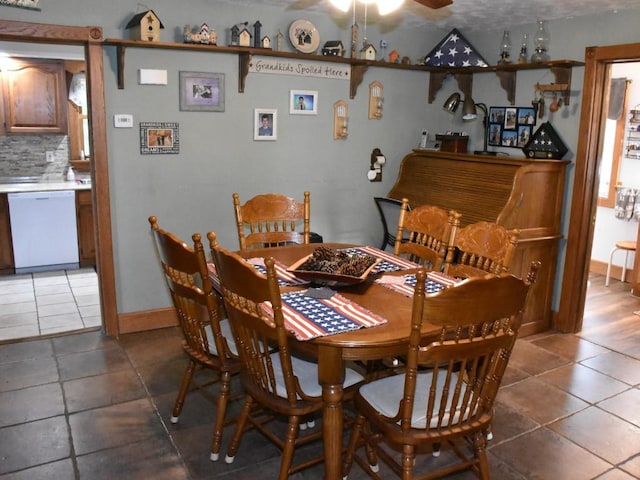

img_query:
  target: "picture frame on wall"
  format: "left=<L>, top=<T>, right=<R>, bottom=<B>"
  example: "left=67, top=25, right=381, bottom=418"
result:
left=140, top=122, right=180, bottom=154
left=289, top=90, right=318, bottom=115
left=488, top=105, right=537, bottom=149
left=254, top=108, right=277, bottom=141
left=179, top=71, right=225, bottom=112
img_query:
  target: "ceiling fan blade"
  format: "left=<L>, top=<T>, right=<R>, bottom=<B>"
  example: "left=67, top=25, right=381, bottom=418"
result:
left=413, top=0, right=453, bottom=9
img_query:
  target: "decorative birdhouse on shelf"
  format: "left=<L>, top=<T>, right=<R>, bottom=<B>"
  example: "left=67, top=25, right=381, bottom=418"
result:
left=261, top=36, right=271, bottom=49
left=125, top=10, right=164, bottom=42
left=239, top=27, right=252, bottom=47
left=360, top=42, right=376, bottom=61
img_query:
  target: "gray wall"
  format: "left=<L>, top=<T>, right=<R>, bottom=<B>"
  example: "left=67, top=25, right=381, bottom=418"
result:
left=3, top=1, right=640, bottom=315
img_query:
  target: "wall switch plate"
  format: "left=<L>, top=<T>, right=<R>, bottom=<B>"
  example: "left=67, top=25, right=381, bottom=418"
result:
left=114, top=114, right=133, bottom=128
left=45, top=151, right=55, bottom=162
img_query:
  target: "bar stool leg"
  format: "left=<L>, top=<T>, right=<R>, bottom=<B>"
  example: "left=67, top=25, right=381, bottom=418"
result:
left=605, top=246, right=617, bottom=287
left=621, top=249, right=630, bottom=283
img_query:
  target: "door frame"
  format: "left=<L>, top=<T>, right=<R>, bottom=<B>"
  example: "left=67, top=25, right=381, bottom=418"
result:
left=557, top=43, right=640, bottom=332
left=0, top=20, right=118, bottom=336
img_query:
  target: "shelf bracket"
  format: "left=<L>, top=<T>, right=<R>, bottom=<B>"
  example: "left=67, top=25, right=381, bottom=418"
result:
left=350, top=64, right=367, bottom=99
left=116, top=45, right=125, bottom=90
left=455, top=72, right=473, bottom=99
left=238, top=52, right=251, bottom=93
left=428, top=71, right=448, bottom=104
left=550, top=65, right=573, bottom=106
left=495, top=70, right=516, bottom=105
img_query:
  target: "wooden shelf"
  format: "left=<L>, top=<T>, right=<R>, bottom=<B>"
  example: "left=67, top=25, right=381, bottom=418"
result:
left=103, top=39, right=583, bottom=103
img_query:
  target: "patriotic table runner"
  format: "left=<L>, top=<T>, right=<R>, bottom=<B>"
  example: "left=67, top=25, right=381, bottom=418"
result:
left=261, top=290, right=387, bottom=341
left=376, top=271, right=461, bottom=297
left=340, top=246, right=420, bottom=273
left=207, top=258, right=309, bottom=291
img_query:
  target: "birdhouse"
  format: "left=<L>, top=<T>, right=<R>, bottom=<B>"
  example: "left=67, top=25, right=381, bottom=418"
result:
left=360, top=43, right=377, bottom=61
left=238, top=27, right=252, bottom=47
left=125, top=10, right=164, bottom=42
left=261, top=36, right=271, bottom=49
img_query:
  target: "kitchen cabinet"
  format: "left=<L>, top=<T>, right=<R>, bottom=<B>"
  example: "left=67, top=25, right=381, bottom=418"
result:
left=76, top=190, right=95, bottom=267
left=1, top=58, right=68, bottom=134
left=0, top=193, right=14, bottom=274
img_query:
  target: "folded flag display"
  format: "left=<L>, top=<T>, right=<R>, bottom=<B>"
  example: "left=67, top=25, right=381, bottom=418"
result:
left=261, top=290, right=388, bottom=341
left=423, top=28, right=489, bottom=67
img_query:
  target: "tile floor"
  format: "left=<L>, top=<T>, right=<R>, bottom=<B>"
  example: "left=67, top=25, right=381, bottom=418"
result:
left=0, top=274, right=639, bottom=479
left=0, top=268, right=101, bottom=342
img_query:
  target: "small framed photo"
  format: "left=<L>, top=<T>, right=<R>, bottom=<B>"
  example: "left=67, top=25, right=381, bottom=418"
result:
left=488, top=123, right=502, bottom=147
left=518, top=107, right=536, bottom=125
left=489, top=107, right=505, bottom=124
left=504, top=107, right=517, bottom=130
left=140, top=122, right=180, bottom=154
left=517, top=125, right=532, bottom=147
left=254, top=108, right=277, bottom=141
left=501, top=129, right=518, bottom=147
left=179, top=71, right=225, bottom=112
left=289, top=90, right=318, bottom=115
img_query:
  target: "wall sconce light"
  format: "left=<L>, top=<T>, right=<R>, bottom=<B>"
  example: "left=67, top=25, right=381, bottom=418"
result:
left=367, top=147, right=386, bottom=181
left=368, top=81, right=383, bottom=119
left=333, top=100, right=349, bottom=139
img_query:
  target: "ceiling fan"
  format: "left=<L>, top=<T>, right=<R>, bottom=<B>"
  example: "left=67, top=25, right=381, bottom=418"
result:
left=329, top=0, right=452, bottom=15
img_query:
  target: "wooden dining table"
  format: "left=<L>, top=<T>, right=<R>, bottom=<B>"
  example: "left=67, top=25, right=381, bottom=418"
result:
left=236, top=243, right=444, bottom=480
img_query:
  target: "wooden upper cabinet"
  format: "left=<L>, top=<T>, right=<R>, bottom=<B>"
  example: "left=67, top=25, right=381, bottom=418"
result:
left=2, top=58, right=68, bottom=134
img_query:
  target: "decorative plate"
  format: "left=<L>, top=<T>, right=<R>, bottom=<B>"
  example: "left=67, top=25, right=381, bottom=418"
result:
left=288, top=19, right=320, bottom=54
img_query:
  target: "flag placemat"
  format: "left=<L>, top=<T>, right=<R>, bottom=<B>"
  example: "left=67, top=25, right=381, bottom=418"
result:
left=207, top=258, right=309, bottom=291
left=376, top=271, right=461, bottom=297
left=341, top=246, right=420, bottom=273
left=261, top=290, right=388, bottom=341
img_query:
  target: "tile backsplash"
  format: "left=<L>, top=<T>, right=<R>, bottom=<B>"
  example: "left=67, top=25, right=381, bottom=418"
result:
left=0, top=134, right=70, bottom=180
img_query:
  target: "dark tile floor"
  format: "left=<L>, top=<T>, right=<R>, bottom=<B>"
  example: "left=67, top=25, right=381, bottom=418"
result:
left=0, top=273, right=639, bottom=479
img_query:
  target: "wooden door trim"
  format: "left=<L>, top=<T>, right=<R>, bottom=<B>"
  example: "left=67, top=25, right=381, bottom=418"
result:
left=0, top=20, right=118, bottom=336
left=557, top=43, right=640, bottom=332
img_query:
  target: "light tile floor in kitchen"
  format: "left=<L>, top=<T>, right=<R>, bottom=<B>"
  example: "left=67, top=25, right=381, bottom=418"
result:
left=0, top=268, right=101, bottom=342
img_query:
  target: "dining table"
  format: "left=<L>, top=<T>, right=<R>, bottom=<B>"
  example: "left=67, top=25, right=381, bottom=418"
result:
left=230, top=243, right=454, bottom=480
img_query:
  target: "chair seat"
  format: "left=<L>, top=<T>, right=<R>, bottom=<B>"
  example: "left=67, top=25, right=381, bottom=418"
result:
left=358, top=369, right=471, bottom=428
left=615, top=240, right=637, bottom=251
left=205, top=318, right=238, bottom=356
left=272, top=353, right=364, bottom=398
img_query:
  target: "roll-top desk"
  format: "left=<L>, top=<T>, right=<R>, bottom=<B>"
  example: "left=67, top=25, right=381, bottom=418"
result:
left=387, top=149, right=569, bottom=336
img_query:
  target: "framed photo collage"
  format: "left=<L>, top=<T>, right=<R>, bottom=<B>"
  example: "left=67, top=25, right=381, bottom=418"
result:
left=488, top=106, right=537, bottom=149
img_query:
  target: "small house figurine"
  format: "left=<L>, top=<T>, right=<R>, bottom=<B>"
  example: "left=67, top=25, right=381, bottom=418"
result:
left=261, top=36, right=271, bottom=49
left=253, top=21, right=262, bottom=48
left=360, top=41, right=377, bottom=61
left=125, top=10, right=164, bottom=42
left=322, top=40, right=345, bottom=57
left=388, top=49, right=400, bottom=64
left=275, top=30, right=284, bottom=51
left=183, top=23, right=217, bottom=45
left=238, top=26, right=252, bottom=47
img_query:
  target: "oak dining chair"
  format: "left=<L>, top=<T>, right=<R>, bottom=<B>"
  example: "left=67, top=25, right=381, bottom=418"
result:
left=148, top=216, right=242, bottom=462
left=342, top=263, right=539, bottom=480
left=444, top=221, right=520, bottom=278
left=394, top=198, right=461, bottom=271
left=233, top=191, right=311, bottom=250
left=208, top=233, right=364, bottom=479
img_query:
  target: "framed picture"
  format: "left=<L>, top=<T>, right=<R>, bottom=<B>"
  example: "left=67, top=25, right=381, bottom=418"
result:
left=0, top=0, right=40, bottom=10
left=140, top=122, right=180, bottom=154
left=504, top=107, right=517, bottom=130
left=488, top=105, right=537, bottom=149
left=179, top=71, right=225, bottom=112
left=289, top=90, right=318, bottom=115
left=488, top=123, right=502, bottom=147
left=254, top=109, right=277, bottom=141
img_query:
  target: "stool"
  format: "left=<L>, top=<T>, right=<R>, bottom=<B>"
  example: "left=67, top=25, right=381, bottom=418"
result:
left=605, top=240, right=636, bottom=287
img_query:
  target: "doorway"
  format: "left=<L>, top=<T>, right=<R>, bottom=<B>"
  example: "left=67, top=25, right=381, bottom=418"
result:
left=558, top=43, right=640, bottom=333
left=0, top=20, right=117, bottom=337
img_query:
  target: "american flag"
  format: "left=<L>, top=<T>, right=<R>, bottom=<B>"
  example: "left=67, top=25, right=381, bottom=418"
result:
left=423, top=29, right=489, bottom=67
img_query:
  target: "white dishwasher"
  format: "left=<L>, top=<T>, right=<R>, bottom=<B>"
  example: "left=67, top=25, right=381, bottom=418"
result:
left=8, top=190, right=79, bottom=274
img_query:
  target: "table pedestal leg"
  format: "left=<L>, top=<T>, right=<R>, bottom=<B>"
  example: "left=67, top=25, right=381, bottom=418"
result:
left=318, top=346, right=345, bottom=480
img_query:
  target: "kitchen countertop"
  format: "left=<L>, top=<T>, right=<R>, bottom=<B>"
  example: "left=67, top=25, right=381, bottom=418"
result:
left=0, top=180, right=91, bottom=194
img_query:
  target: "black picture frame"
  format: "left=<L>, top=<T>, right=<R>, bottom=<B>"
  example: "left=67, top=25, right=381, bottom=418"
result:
left=140, top=122, right=180, bottom=154
left=488, top=105, right=537, bottom=149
